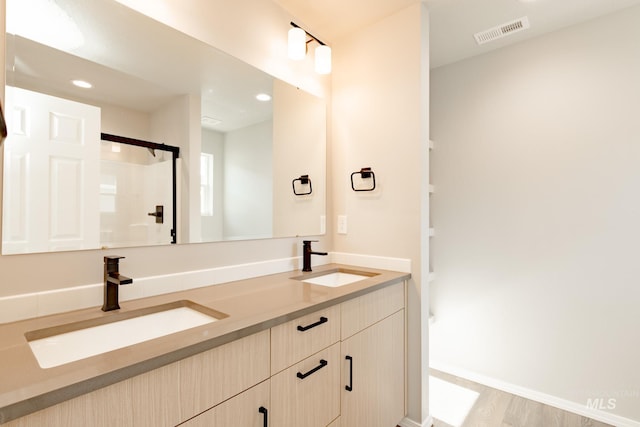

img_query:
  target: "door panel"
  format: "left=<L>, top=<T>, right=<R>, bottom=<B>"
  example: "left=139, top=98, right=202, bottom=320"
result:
left=3, top=86, right=100, bottom=254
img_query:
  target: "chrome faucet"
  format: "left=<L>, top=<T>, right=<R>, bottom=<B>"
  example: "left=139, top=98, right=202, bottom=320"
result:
left=302, top=240, right=328, bottom=272
left=102, top=256, right=133, bottom=312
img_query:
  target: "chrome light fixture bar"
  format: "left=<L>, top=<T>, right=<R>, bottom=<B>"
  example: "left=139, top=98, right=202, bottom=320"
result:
left=288, top=21, right=332, bottom=75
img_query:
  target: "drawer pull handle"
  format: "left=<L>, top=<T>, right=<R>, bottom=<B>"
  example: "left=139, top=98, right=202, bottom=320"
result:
left=259, top=406, right=268, bottom=427
left=297, top=359, right=328, bottom=379
left=345, top=355, right=353, bottom=391
left=297, top=316, right=328, bottom=332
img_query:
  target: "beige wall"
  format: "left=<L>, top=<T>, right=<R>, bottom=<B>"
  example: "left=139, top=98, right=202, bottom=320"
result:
left=272, top=79, right=326, bottom=237
left=430, top=6, right=640, bottom=423
left=101, top=103, right=151, bottom=141
left=332, top=3, right=430, bottom=423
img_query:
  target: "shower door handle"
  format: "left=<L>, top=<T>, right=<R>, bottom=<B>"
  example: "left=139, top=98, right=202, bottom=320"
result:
left=148, top=205, right=164, bottom=224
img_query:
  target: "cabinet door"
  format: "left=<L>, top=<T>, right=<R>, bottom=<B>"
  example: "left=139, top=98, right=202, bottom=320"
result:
left=341, top=310, right=405, bottom=427
left=180, top=380, right=270, bottom=427
left=271, top=343, right=340, bottom=427
left=179, top=330, right=270, bottom=420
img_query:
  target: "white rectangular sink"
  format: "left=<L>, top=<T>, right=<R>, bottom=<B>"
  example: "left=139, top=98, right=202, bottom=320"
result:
left=296, top=269, right=378, bottom=287
left=26, top=301, right=226, bottom=369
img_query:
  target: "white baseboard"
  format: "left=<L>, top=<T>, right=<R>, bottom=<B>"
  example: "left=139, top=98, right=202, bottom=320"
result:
left=399, top=415, right=433, bottom=427
left=430, top=360, right=640, bottom=427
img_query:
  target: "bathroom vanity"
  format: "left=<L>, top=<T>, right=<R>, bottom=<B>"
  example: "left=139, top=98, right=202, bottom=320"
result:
left=0, top=264, right=408, bottom=427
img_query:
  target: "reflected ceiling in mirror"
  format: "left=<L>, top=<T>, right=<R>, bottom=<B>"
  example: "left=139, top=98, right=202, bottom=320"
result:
left=2, top=0, right=326, bottom=254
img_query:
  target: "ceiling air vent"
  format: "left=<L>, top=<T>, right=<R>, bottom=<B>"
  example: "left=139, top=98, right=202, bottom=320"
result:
left=201, top=116, right=222, bottom=129
left=474, top=16, right=530, bottom=45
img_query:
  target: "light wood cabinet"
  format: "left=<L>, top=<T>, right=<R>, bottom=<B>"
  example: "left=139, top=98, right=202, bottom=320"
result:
left=340, top=281, right=406, bottom=427
left=4, top=331, right=269, bottom=427
left=179, top=330, right=270, bottom=420
left=271, top=342, right=340, bottom=427
left=341, top=310, right=405, bottom=427
left=5, top=281, right=405, bottom=427
left=340, top=281, right=404, bottom=339
left=179, top=380, right=270, bottom=427
left=271, top=305, right=340, bottom=374
left=4, top=363, right=180, bottom=427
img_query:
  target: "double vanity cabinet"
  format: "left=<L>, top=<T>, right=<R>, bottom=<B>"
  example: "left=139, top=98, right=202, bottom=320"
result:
left=0, top=266, right=407, bottom=427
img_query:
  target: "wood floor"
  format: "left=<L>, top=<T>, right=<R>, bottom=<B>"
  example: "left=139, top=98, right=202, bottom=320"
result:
left=429, top=369, right=613, bottom=427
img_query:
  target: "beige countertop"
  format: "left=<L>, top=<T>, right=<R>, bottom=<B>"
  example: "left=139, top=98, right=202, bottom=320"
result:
left=0, top=263, right=410, bottom=424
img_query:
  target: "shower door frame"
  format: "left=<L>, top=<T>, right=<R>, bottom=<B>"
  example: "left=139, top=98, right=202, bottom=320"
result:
left=100, top=133, right=180, bottom=244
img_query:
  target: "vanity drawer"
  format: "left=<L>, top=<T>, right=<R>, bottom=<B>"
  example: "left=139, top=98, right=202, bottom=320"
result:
left=270, top=343, right=340, bottom=427
left=271, top=304, right=340, bottom=373
left=179, top=330, right=270, bottom=420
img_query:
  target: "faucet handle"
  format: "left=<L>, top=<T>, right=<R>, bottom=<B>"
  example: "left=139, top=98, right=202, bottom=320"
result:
left=302, top=240, right=318, bottom=244
left=104, top=256, right=125, bottom=271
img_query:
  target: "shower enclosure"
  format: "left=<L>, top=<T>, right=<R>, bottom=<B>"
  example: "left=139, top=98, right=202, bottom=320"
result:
left=99, top=133, right=179, bottom=248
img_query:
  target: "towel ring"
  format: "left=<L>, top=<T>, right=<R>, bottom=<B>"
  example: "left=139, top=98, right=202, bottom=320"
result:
left=350, top=167, right=376, bottom=192
left=292, top=174, right=312, bottom=196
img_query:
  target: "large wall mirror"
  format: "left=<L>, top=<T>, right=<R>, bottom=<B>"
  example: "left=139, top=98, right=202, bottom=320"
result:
left=2, top=0, right=326, bottom=254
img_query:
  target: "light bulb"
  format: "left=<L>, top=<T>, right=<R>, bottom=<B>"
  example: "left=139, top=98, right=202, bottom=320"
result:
left=315, top=44, right=331, bottom=74
left=288, top=27, right=306, bottom=60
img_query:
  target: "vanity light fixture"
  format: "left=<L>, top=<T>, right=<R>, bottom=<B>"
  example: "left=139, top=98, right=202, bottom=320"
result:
left=256, top=93, right=272, bottom=102
left=288, top=22, right=332, bottom=75
left=288, top=26, right=307, bottom=60
left=314, top=45, right=332, bottom=75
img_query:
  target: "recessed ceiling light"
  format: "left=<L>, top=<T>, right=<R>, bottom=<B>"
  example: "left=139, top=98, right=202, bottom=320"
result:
left=256, top=93, right=272, bottom=102
left=72, top=79, right=92, bottom=89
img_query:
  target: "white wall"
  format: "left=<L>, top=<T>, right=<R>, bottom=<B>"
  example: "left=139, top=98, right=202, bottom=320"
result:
left=332, top=3, right=430, bottom=424
left=430, top=6, right=640, bottom=423
left=223, top=120, right=273, bottom=239
left=201, top=128, right=225, bottom=241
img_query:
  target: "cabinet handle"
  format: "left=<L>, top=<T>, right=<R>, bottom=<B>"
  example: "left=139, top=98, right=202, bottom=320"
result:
left=297, top=316, right=328, bottom=332
left=296, top=359, right=328, bottom=379
left=259, top=406, right=268, bottom=427
left=345, top=355, right=353, bottom=391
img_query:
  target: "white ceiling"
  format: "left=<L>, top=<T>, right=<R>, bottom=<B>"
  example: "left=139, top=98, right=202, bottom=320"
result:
left=8, top=0, right=275, bottom=133
left=10, top=0, right=640, bottom=132
left=273, top=0, right=640, bottom=68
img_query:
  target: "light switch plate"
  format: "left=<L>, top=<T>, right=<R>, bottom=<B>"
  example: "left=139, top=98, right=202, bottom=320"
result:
left=337, top=215, right=347, bottom=234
